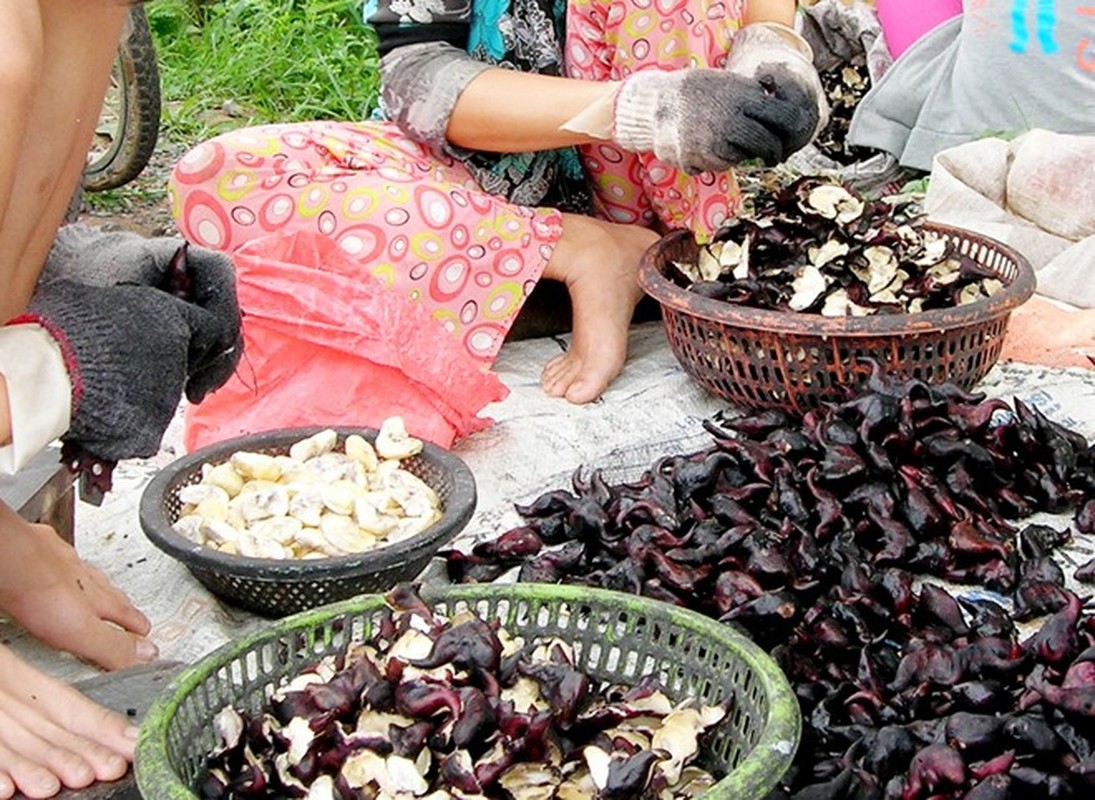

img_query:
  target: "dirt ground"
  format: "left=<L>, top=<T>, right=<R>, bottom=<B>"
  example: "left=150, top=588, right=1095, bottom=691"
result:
left=74, top=138, right=186, bottom=238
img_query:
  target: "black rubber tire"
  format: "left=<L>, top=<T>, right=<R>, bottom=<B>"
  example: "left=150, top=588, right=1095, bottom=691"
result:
left=83, top=6, right=162, bottom=192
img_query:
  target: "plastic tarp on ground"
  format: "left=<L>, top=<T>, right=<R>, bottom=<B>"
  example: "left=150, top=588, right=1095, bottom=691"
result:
left=6, top=322, right=1093, bottom=682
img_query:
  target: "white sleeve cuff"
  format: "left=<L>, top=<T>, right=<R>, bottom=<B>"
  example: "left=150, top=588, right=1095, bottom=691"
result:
left=559, top=81, right=622, bottom=141
left=0, top=324, right=72, bottom=475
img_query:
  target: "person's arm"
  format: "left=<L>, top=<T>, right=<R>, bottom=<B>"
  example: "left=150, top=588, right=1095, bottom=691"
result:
left=383, top=2, right=819, bottom=172
left=447, top=71, right=613, bottom=152
left=745, top=0, right=797, bottom=27
left=381, top=42, right=607, bottom=155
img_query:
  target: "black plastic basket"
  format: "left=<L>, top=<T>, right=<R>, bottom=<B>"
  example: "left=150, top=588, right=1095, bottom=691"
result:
left=136, top=584, right=800, bottom=800
left=138, top=427, right=477, bottom=617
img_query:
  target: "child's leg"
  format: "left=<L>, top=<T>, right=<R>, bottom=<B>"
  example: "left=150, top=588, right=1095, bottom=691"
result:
left=0, top=0, right=127, bottom=321
left=564, top=0, right=746, bottom=240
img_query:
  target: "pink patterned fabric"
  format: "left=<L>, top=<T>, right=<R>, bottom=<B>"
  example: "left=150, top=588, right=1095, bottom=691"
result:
left=169, top=2, right=751, bottom=363
left=170, top=121, right=562, bottom=362
left=565, top=0, right=748, bottom=239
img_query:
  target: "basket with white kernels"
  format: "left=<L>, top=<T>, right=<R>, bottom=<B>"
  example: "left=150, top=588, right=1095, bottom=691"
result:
left=140, top=421, right=477, bottom=615
left=171, top=417, right=443, bottom=561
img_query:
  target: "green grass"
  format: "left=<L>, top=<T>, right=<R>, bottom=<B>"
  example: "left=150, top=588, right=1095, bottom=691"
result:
left=146, top=0, right=381, bottom=141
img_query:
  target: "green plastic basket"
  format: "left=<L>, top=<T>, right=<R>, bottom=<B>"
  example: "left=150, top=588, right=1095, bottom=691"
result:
left=136, top=584, right=800, bottom=800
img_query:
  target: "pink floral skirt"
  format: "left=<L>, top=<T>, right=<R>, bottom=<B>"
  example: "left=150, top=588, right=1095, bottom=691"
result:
left=171, top=120, right=562, bottom=363
left=169, top=0, right=748, bottom=361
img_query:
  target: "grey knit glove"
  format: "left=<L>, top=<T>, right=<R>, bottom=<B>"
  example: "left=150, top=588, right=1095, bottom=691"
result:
left=41, top=224, right=241, bottom=402
left=44, top=223, right=205, bottom=288
left=613, top=24, right=825, bottom=174
left=18, top=280, right=237, bottom=461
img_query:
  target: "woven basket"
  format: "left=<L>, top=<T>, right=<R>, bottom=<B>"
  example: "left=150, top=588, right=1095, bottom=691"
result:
left=638, top=223, right=1036, bottom=414
left=135, top=583, right=800, bottom=800
left=138, top=427, right=476, bottom=617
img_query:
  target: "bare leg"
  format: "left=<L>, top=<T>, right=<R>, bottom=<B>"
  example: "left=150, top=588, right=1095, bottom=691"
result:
left=539, top=213, right=659, bottom=403
left=0, top=0, right=126, bottom=322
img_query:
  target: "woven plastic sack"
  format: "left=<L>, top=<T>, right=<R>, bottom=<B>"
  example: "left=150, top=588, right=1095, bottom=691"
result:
left=924, top=130, right=1095, bottom=309
left=184, top=231, right=508, bottom=451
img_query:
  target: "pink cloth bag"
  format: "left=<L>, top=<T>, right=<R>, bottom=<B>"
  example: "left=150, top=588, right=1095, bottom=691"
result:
left=876, top=0, right=962, bottom=58
left=184, top=231, right=509, bottom=452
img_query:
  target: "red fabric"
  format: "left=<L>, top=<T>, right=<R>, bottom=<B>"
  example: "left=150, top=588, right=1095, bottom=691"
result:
left=184, top=231, right=509, bottom=451
left=876, top=0, right=962, bottom=59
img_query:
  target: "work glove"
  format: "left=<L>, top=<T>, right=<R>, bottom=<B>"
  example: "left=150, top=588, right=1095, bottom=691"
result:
left=41, top=224, right=242, bottom=401
left=610, top=24, right=827, bottom=173
left=19, top=279, right=239, bottom=463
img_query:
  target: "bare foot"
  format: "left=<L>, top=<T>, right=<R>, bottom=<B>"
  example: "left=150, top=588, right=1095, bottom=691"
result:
left=539, top=214, right=659, bottom=402
left=0, top=645, right=135, bottom=799
left=1001, top=298, right=1095, bottom=370
left=0, top=504, right=156, bottom=671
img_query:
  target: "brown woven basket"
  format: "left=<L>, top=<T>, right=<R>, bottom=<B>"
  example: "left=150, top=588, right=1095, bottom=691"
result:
left=638, top=223, right=1036, bottom=414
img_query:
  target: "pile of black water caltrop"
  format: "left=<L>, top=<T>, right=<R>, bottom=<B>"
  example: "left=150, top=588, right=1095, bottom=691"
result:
left=814, top=59, right=875, bottom=166
left=447, top=369, right=1095, bottom=800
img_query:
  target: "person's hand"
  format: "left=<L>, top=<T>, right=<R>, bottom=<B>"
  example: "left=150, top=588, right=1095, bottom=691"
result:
left=612, top=24, right=826, bottom=173
left=16, top=279, right=240, bottom=462
left=725, top=22, right=828, bottom=133
left=40, top=225, right=241, bottom=400
left=1001, top=298, right=1095, bottom=370
left=0, top=644, right=136, bottom=798
left=0, top=505, right=155, bottom=671
left=613, top=67, right=821, bottom=173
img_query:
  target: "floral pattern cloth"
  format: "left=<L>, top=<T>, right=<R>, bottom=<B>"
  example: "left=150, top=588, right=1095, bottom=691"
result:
left=566, top=0, right=747, bottom=236
left=170, top=0, right=750, bottom=363
left=170, top=121, right=562, bottom=363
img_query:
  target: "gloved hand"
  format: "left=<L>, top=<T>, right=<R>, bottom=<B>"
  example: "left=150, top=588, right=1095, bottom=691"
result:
left=40, top=224, right=242, bottom=402
left=611, top=24, right=827, bottom=174
left=20, top=279, right=240, bottom=461
left=725, top=22, right=829, bottom=132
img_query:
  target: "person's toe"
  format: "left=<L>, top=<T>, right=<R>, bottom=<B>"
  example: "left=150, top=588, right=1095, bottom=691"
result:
left=541, top=354, right=579, bottom=396
left=564, top=375, right=606, bottom=404
left=0, top=743, right=60, bottom=800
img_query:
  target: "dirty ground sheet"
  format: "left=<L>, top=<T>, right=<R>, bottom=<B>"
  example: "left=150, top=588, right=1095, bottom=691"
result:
left=4, top=322, right=1094, bottom=682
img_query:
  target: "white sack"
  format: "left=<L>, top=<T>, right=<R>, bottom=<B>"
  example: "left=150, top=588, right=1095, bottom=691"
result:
left=924, top=130, right=1095, bottom=309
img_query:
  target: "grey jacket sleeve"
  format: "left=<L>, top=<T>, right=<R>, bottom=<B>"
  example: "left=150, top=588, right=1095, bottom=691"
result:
left=380, top=42, right=493, bottom=152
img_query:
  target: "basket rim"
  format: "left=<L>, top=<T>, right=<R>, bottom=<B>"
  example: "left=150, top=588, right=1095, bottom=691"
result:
left=135, top=583, right=801, bottom=800
left=637, top=223, right=1037, bottom=336
left=137, top=426, right=477, bottom=582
